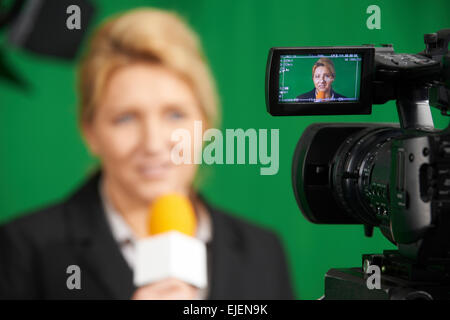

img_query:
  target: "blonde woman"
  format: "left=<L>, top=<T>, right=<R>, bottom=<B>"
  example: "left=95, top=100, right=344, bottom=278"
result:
left=0, top=8, right=293, bottom=299
left=296, top=58, right=346, bottom=102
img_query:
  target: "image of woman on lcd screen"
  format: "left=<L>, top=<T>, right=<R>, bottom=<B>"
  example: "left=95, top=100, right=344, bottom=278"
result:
left=296, top=58, right=346, bottom=102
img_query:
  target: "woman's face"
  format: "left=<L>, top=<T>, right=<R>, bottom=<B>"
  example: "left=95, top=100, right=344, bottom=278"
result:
left=83, top=62, right=205, bottom=203
left=313, top=66, right=335, bottom=93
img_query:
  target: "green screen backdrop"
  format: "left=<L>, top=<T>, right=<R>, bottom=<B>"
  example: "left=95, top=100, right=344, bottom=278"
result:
left=1, top=0, right=449, bottom=299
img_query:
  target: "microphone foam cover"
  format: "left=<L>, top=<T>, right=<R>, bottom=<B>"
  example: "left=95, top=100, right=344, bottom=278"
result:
left=148, top=193, right=196, bottom=237
left=316, top=90, right=325, bottom=99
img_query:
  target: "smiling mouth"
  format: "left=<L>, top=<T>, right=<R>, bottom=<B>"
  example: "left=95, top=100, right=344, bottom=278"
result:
left=137, top=163, right=172, bottom=179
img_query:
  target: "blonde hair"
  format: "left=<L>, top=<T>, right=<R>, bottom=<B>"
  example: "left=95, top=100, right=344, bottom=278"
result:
left=312, top=58, right=335, bottom=78
left=77, top=8, right=220, bottom=128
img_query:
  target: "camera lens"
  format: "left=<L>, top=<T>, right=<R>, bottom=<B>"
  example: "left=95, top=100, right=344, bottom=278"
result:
left=292, top=123, right=402, bottom=240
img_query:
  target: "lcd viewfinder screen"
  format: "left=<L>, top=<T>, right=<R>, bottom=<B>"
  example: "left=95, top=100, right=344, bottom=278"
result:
left=278, top=54, right=362, bottom=103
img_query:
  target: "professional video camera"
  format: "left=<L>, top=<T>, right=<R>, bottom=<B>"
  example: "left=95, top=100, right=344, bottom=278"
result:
left=266, top=29, right=450, bottom=300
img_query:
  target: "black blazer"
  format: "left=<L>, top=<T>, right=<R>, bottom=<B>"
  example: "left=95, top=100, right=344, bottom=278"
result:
left=296, top=88, right=346, bottom=101
left=0, top=173, right=294, bottom=299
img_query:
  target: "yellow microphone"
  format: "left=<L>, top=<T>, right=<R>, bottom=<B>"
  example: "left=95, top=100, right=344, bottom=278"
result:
left=134, top=193, right=207, bottom=289
left=316, top=90, right=326, bottom=100
left=148, top=193, right=196, bottom=237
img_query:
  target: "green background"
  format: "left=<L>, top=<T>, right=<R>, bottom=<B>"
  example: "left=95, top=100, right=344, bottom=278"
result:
left=1, top=0, right=449, bottom=299
left=281, top=55, right=361, bottom=100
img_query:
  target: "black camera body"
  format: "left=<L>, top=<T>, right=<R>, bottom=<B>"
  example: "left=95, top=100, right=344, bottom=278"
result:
left=266, top=29, right=450, bottom=299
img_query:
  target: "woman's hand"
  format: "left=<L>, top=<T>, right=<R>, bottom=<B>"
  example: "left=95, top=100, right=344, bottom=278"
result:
left=131, top=278, right=199, bottom=300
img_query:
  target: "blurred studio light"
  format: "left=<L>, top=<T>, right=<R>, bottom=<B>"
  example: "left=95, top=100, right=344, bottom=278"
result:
left=0, top=0, right=95, bottom=88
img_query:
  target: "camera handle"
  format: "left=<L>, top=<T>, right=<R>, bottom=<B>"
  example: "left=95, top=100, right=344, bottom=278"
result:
left=395, top=29, right=450, bottom=131
left=396, top=86, right=434, bottom=130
